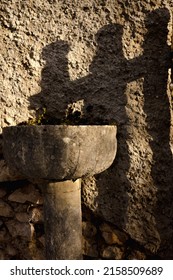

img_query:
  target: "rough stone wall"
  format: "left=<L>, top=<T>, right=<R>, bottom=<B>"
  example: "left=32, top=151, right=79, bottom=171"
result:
left=0, top=180, right=156, bottom=260
left=1, top=0, right=173, bottom=259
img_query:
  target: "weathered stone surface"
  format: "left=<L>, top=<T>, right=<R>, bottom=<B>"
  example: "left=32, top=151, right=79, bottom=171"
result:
left=0, top=160, right=24, bottom=182
left=0, top=0, right=173, bottom=259
left=100, top=223, right=128, bottom=245
left=82, top=221, right=97, bottom=238
left=12, top=203, right=28, bottom=213
left=101, top=245, right=124, bottom=260
left=82, top=177, right=98, bottom=211
left=0, top=200, right=14, bottom=217
left=15, top=212, right=30, bottom=223
left=8, top=185, right=43, bottom=204
left=29, top=207, right=44, bottom=224
left=29, top=241, right=45, bottom=260
left=82, top=237, right=98, bottom=258
left=3, top=125, right=117, bottom=181
left=127, top=249, right=146, bottom=260
left=44, top=180, right=82, bottom=260
left=5, top=220, right=32, bottom=240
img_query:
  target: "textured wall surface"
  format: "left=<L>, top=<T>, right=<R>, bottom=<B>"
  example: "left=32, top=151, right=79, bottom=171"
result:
left=1, top=0, right=173, bottom=259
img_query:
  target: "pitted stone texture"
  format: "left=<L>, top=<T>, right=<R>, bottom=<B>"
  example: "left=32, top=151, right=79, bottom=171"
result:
left=1, top=0, right=172, bottom=133
left=1, top=0, right=173, bottom=259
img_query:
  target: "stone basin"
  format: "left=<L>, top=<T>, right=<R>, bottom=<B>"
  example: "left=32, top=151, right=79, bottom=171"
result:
left=3, top=125, right=117, bottom=181
left=3, top=124, right=117, bottom=260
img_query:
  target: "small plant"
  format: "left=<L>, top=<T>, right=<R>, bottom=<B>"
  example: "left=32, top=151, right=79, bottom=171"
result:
left=33, top=107, right=47, bottom=125
left=18, top=103, right=116, bottom=126
left=18, top=107, right=47, bottom=126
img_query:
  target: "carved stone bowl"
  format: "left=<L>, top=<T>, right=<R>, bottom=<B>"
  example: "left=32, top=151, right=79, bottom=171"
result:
left=3, top=125, right=117, bottom=181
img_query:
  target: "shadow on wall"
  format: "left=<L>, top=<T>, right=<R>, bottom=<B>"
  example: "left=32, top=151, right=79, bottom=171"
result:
left=29, top=8, right=173, bottom=258
left=142, top=9, right=173, bottom=259
left=29, top=22, right=135, bottom=233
